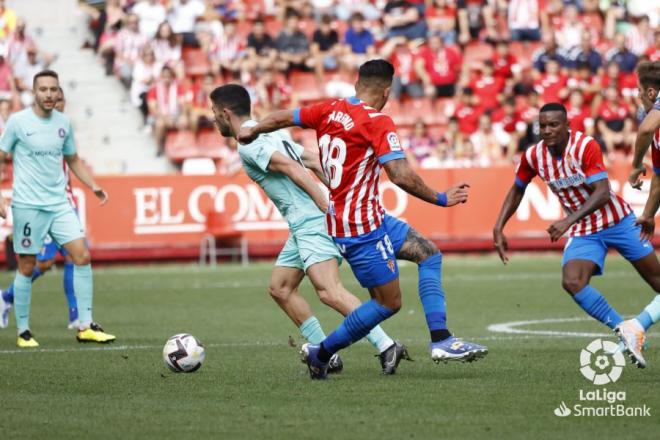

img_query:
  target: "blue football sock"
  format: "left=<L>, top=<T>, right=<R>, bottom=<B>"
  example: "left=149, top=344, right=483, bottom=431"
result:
left=31, top=267, right=42, bottom=282
left=321, top=300, right=395, bottom=358
left=13, top=272, right=32, bottom=334
left=636, top=295, right=660, bottom=331
left=2, top=282, right=14, bottom=304
left=418, top=253, right=449, bottom=338
left=74, top=264, right=94, bottom=328
left=63, top=262, right=78, bottom=322
left=299, top=316, right=326, bottom=344
left=573, top=285, right=623, bottom=330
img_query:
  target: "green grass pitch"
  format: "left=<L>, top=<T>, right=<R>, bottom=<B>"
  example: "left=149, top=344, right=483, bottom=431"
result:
left=0, top=255, right=658, bottom=439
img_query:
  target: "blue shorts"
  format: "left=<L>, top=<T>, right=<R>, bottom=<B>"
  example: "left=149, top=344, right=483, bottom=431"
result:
left=333, top=215, right=410, bottom=289
left=562, top=214, right=654, bottom=276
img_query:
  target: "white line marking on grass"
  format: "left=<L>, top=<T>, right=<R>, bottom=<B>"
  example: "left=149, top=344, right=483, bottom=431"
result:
left=488, top=316, right=659, bottom=338
left=0, top=341, right=283, bottom=355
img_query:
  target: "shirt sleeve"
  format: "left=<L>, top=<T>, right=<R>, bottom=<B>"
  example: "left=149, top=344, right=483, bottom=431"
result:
left=371, top=115, right=406, bottom=164
left=241, top=137, right=280, bottom=173
left=0, top=116, right=17, bottom=154
left=62, top=121, right=77, bottom=156
left=515, top=148, right=536, bottom=188
left=581, top=140, right=608, bottom=183
left=294, top=101, right=327, bottom=130
left=654, top=96, right=660, bottom=112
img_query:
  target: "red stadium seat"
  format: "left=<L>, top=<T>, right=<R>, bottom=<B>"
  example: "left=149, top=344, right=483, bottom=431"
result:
left=199, top=211, right=248, bottom=266
left=289, top=72, right=324, bottom=103
left=463, top=42, right=494, bottom=66
left=182, top=48, right=211, bottom=77
left=165, top=130, right=198, bottom=162
left=196, top=129, right=226, bottom=159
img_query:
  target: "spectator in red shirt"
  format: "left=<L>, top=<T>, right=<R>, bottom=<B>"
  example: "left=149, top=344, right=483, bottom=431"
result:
left=566, top=89, right=594, bottom=135
left=253, top=67, right=295, bottom=117
left=492, top=40, right=519, bottom=81
left=147, top=65, right=190, bottom=156
left=113, top=13, right=147, bottom=88
left=596, top=86, right=635, bottom=155
left=534, top=59, right=568, bottom=104
left=469, top=61, right=504, bottom=111
left=381, top=36, right=424, bottom=99
left=0, top=53, right=16, bottom=102
left=426, top=0, right=457, bottom=45
left=415, top=34, right=462, bottom=98
left=645, top=30, right=660, bottom=62
left=454, top=87, right=482, bottom=135
left=566, top=62, right=599, bottom=104
left=188, top=72, right=217, bottom=134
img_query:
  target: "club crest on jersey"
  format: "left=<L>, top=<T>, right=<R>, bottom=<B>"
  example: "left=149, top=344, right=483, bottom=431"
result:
left=58, top=128, right=66, bottom=138
left=387, top=132, right=401, bottom=151
left=387, top=259, right=395, bottom=273
left=21, top=238, right=32, bottom=248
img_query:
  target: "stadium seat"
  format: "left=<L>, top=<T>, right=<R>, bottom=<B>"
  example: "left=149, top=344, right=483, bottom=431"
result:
left=289, top=72, right=324, bottom=103
left=165, top=130, right=198, bottom=162
left=182, top=48, right=211, bottom=77
left=181, top=158, right=217, bottom=175
left=464, top=42, right=494, bottom=66
left=199, top=211, right=248, bottom=267
left=196, top=129, right=226, bottom=159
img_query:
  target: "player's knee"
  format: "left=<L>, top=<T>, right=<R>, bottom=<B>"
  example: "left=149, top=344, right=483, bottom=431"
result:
left=37, top=260, right=54, bottom=273
left=71, top=249, right=91, bottom=266
left=562, top=277, right=587, bottom=295
left=268, top=283, right=292, bottom=302
left=317, top=287, right=343, bottom=309
left=381, top=295, right=402, bottom=313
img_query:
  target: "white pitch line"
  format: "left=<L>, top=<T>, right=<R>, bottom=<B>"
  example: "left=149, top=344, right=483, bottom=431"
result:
left=488, top=316, right=660, bottom=338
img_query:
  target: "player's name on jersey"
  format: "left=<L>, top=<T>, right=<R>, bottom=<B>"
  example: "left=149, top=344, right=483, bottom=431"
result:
left=327, top=110, right=355, bottom=131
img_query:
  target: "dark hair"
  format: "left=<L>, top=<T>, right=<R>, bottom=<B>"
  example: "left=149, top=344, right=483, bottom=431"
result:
left=637, top=61, right=660, bottom=90
left=357, top=59, right=394, bottom=88
left=161, top=65, right=175, bottom=76
left=58, top=86, right=65, bottom=98
left=540, top=102, right=567, bottom=116
left=350, top=12, right=365, bottom=22
left=33, top=69, right=59, bottom=88
left=209, top=84, right=251, bottom=117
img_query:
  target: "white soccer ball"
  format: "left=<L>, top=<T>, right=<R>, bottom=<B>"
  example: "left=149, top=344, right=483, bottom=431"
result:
left=163, top=333, right=205, bottom=373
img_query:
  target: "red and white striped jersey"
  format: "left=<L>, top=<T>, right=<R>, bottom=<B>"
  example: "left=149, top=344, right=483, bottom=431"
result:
left=516, top=131, right=631, bottom=237
left=295, top=97, right=406, bottom=238
left=651, top=127, right=660, bottom=175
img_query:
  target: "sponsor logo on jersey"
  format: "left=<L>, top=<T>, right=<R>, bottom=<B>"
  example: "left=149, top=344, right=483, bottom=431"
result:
left=387, top=132, right=401, bottom=151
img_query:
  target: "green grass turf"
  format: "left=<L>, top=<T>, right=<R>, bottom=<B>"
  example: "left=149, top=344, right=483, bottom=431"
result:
left=0, top=254, right=658, bottom=439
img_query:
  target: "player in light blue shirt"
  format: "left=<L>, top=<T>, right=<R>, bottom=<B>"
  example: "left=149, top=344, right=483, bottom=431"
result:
left=210, top=84, right=410, bottom=375
left=0, top=70, right=115, bottom=347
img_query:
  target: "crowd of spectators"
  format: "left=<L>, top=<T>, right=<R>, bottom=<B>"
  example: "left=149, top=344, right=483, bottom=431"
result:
left=77, top=1, right=660, bottom=170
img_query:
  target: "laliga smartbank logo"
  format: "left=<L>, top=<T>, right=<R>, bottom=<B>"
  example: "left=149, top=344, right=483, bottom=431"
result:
left=553, top=339, right=651, bottom=418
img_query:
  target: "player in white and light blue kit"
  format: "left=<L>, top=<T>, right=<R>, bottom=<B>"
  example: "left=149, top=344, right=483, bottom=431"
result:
left=209, top=84, right=410, bottom=375
left=0, top=70, right=115, bottom=347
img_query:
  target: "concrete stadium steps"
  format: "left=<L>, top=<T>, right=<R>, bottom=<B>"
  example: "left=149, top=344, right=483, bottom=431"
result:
left=8, top=0, right=171, bottom=174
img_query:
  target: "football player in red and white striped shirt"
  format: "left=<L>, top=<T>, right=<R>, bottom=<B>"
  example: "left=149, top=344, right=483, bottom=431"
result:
left=241, top=60, right=487, bottom=378
left=494, top=102, right=660, bottom=368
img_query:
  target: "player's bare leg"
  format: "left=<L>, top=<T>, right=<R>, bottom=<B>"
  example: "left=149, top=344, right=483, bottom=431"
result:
left=269, top=266, right=310, bottom=327
left=62, top=238, right=115, bottom=343
left=616, top=252, right=660, bottom=368
left=306, top=258, right=409, bottom=374
left=396, top=227, right=488, bottom=363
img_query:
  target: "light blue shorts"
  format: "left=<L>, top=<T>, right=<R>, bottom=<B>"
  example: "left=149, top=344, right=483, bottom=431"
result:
left=12, top=203, right=85, bottom=255
left=275, top=217, right=341, bottom=272
left=562, top=214, right=654, bottom=276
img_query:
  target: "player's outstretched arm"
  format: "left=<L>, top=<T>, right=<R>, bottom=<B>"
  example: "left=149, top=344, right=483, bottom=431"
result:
left=630, top=109, right=660, bottom=189
left=546, top=180, right=610, bottom=242
left=301, top=149, right=329, bottom=186
left=238, top=110, right=295, bottom=144
left=493, top=184, right=526, bottom=264
left=637, top=173, right=660, bottom=241
left=382, top=158, right=469, bottom=206
left=0, top=150, right=7, bottom=219
left=64, top=153, right=108, bottom=205
left=268, top=151, right=329, bottom=213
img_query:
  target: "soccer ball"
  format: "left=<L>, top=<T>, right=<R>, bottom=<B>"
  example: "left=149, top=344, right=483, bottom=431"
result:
left=163, top=334, right=205, bottom=373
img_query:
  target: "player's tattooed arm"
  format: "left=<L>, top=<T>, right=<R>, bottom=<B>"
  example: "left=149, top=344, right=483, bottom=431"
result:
left=0, top=150, right=7, bottom=218
left=268, top=151, right=329, bottom=213
left=547, top=179, right=610, bottom=242
left=637, top=174, right=660, bottom=241
left=397, top=227, right=438, bottom=263
left=493, top=184, right=526, bottom=264
left=64, top=153, right=108, bottom=205
left=630, top=110, right=660, bottom=189
left=238, top=110, right=295, bottom=144
left=301, top=149, right=329, bottom=186
left=383, top=158, right=469, bottom=206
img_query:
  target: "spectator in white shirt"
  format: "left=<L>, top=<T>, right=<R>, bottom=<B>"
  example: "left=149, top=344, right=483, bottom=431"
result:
left=153, top=21, right=184, bottom=78
left=508, top=0, right=541, bottom=42
left=168, top=0, right=206, bottom=46
left=132, top=0, right=167, bottom=39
